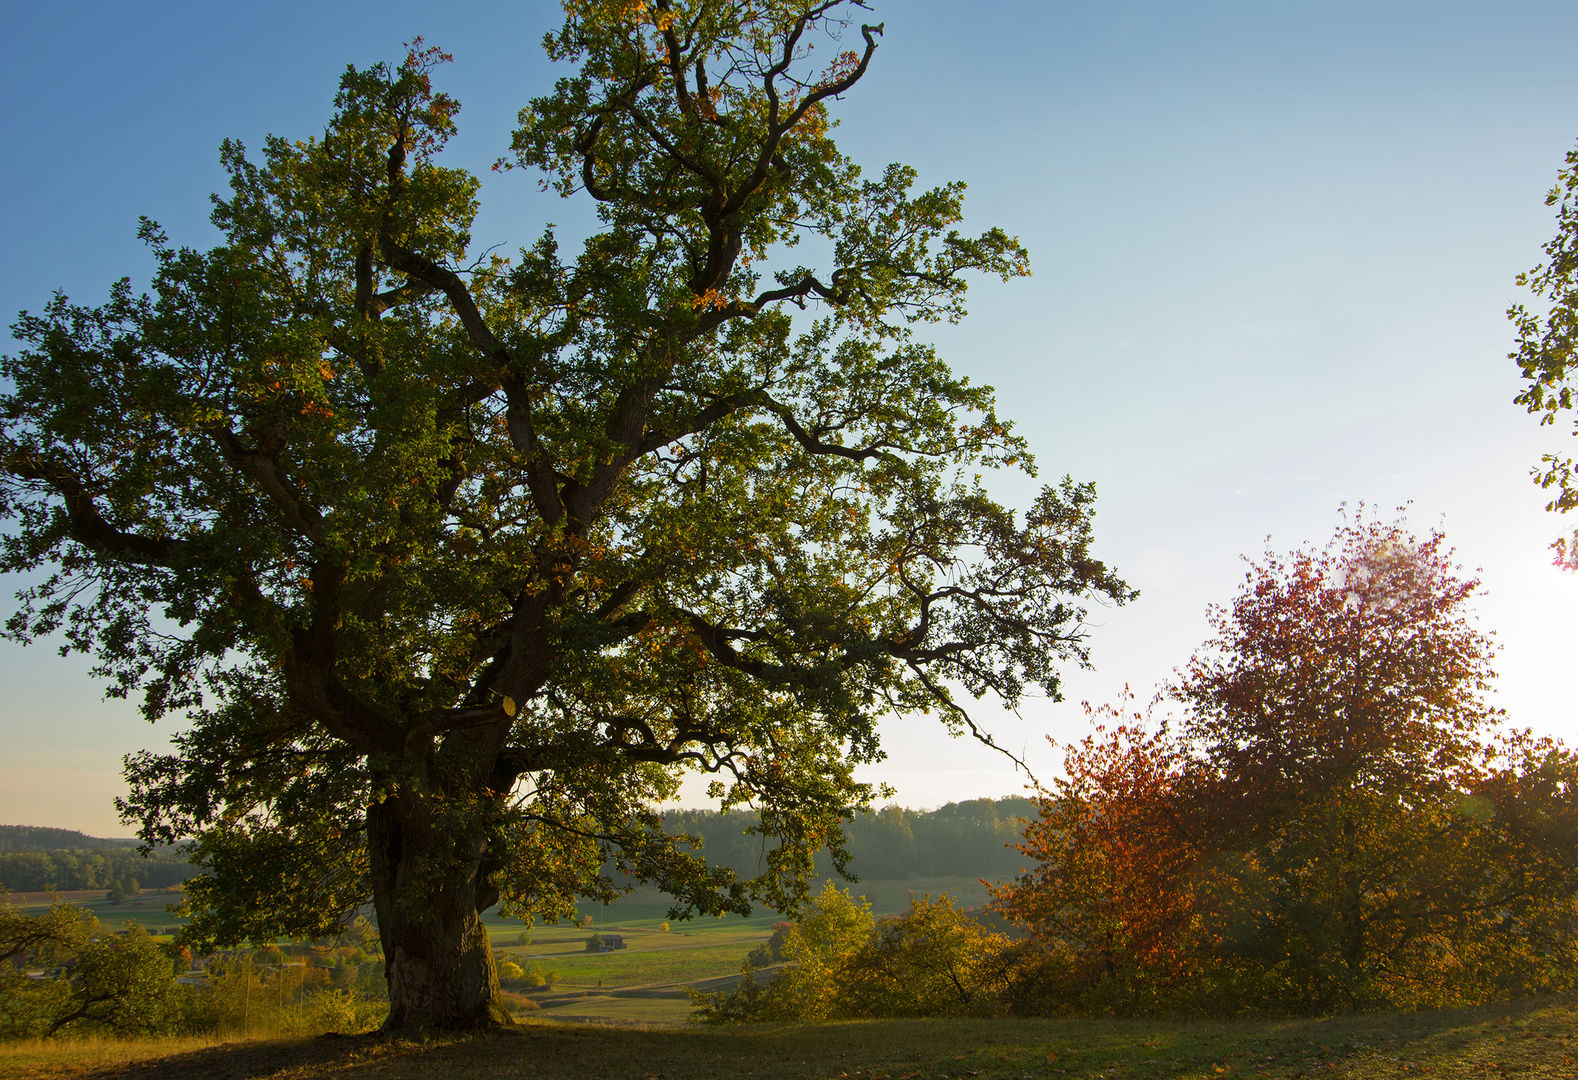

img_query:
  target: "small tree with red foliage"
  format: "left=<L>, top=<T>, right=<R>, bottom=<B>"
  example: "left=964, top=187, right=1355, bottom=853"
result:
left=989, top=698, right=1208, bottom=1014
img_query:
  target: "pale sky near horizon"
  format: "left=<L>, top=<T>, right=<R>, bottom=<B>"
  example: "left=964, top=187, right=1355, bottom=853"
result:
left=3, top=1, right=1577, bottom=837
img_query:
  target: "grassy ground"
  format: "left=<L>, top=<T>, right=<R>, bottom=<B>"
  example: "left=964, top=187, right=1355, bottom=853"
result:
left=2, top=997, right=1573, bottom=1080
left=534, top=994, right=698, bottom=1024
left=510, top=941, right=758, bottom=988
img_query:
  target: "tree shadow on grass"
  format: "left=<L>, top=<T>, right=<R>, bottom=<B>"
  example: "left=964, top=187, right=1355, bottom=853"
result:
left=41, top=997, right=1578, bottom=1080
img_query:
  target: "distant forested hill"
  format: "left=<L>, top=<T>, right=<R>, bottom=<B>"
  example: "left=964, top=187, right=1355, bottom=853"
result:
left=0, top=825, right=189, bottom=892
left=658, top=796, right=1036, bottom=883
left=0, top=826, right=138, bottom=853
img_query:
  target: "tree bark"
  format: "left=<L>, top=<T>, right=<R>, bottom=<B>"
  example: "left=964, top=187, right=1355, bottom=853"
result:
left=367, top=796, right=511, bottom=1033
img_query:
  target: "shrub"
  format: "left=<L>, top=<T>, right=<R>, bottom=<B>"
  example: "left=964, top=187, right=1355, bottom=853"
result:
left=694, top=882, right=873, bottom=1022
left=836, top=896, right=1010, bottom=1018
left=499, top=990, right=540, bottom=1014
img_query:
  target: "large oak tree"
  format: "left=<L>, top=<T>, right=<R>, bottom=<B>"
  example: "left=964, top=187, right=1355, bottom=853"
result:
left=0, top=0, right=1132, bottom=1031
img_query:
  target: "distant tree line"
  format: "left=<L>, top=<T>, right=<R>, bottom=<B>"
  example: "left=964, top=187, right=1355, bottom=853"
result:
left=656, top=796, right=1036, bottom=884
left=0, top=799, right=1036, bottom=899
left=0, top=827, right=188, bottom=893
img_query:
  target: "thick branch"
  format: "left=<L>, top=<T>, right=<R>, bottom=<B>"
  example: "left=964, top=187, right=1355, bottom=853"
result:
left=379, top=240, right=510, bottom=364
left=636, top=390, right=757, bottom=454
left=756, top=392, right=900, bottom=463
left=4, top=453, right=191, bottom=567
left=211, top=425, right=323, bottom=540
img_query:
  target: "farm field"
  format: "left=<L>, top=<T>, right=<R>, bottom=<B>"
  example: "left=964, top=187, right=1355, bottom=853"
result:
left=2, top=995, right=1574, bottom=1080
left=505, top=940, right=759, bottom=989
left=2, top=890, right=186, bottom=936
left=7, top=874, right=992, bottom=941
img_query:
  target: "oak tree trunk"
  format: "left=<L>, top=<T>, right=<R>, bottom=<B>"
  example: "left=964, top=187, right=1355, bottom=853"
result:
left=368, top=796, right=511, bottom=1033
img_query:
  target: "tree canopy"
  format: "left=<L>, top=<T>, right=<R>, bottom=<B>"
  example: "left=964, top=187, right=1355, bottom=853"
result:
left=0, top=0, right=1130, bottom=1031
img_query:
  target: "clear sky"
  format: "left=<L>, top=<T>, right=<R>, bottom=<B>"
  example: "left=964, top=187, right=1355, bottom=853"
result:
left=3, top=1, right=1577, bottom=835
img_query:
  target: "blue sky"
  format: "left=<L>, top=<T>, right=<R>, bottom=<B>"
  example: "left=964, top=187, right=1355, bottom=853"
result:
left=4, top=1, right=1578, bottom=833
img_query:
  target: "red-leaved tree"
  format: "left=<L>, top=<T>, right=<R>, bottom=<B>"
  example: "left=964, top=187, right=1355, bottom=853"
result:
left=989, top=698, right=1206, bottom=1014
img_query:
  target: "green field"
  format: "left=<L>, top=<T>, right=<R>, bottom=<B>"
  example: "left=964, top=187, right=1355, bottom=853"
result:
left=480, top=875, right=997, bottom=994
left=505, top=940, right=758, bottom=988
left=480, top=875, right=994, bottom=936
left=13, top=890, right=188, bottom=935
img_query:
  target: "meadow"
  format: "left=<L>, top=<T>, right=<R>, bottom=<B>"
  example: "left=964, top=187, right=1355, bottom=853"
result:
left=0, top=996, right=1573, bottom=1080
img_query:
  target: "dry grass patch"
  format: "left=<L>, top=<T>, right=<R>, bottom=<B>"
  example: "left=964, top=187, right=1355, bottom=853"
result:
left=0, top=1035, right=234, bottom=1079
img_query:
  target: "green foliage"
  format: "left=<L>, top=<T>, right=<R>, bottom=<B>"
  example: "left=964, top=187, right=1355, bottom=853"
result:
left=0, top=899, right=91, bottom=1039
left=1511, top=138, right=1578, bottom=569
left=500, top=960, right=558, bottom=989
left=693, top=881, right=872, bottom=1022
left=765, top=921, right=791, bottom=962
left=103, top=877, right=138, bottom=903
left=694, top=885, right=1007, bottom=1021
left=835, top=894, right=1010, bottom=1017
left=43, top=925, right=178, bottom=1036
left=2, top=906, right=198, bottom=1040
